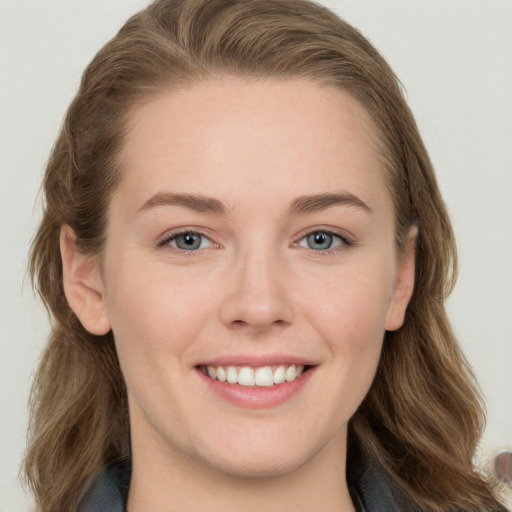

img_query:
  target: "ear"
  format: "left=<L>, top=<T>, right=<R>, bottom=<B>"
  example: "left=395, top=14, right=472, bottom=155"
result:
left=385, top=226, right=417, bottom=332
left=60, top=226, right=111, bottom=335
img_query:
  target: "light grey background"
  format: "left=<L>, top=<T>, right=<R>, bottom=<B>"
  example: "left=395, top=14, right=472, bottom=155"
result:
left=1, top=0, right=511, bottom=510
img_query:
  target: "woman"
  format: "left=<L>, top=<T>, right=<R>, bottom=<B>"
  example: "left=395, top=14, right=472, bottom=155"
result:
left=24, top=0, right=508, bottom=510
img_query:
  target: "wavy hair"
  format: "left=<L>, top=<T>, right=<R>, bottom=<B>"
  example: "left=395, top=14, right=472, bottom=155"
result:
left=25, top=0, right=506, bottom=510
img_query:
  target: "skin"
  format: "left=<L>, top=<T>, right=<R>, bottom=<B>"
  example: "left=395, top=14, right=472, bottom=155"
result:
left=61, top=79, right=416, bottom=512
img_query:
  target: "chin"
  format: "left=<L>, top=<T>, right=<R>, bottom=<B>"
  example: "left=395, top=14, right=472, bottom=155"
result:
left=188, top=431, right=327, bottom=480
left=205, top=452, right=309, bottom=480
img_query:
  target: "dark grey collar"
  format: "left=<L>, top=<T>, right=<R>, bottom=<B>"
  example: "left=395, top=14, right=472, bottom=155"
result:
left=347, top=457, right=422, bottom=512
left=78, top=459, right=131, bottom=512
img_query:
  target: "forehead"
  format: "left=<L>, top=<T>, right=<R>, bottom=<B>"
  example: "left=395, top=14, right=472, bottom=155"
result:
left=116, top=78, right=389, bottom=214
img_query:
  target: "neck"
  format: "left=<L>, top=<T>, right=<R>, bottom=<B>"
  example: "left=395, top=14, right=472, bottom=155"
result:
left=127, top=427, right=355, bottom=512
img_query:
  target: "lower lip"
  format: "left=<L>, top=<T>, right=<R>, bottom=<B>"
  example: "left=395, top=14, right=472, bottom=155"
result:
left=197, top=368, right=315, bottom=409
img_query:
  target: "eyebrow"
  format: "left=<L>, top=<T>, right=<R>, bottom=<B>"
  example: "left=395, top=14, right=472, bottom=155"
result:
left=137, top=191, right=371, bottom=216
left=137, top=192, right=228, bottom=215
left=289, top=192, right=372, bottom=215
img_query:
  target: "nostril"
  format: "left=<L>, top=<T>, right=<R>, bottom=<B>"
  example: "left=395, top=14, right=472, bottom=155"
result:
left=228, top=317, right=291, bottom=331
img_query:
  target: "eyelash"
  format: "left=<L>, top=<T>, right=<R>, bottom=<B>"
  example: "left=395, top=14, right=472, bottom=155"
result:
left=156, top=228, right=353, bottom=255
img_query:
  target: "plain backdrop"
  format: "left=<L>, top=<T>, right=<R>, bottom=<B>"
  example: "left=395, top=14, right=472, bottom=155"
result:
left=1, top=0, right=511, bottom=510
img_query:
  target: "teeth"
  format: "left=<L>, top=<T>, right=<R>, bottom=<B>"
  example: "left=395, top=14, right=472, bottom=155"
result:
left=285, top=364, right=297, bottom=382
left=238, top=367, right=255, bottom=386
left=202, top=364, right=307, bottom=387
left=216, top=366, right=226, bottom=382
left=273, top=365, right=285, bottom=384
left=226, top=366, right=238, bottom=384
left=255, top=366, right=274, bottom=387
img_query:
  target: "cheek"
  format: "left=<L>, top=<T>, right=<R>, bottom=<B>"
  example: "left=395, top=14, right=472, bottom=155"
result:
left=104, top=257, right=217, bottom=368
left=104, top=262, right=220, bottom=433
left=303, top=266, right=392, bottom=346
left=302, top=266, right=391, bottom=397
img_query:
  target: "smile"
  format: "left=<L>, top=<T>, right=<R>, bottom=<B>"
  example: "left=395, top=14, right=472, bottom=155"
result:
left=199, top=364, right=307, bottom=387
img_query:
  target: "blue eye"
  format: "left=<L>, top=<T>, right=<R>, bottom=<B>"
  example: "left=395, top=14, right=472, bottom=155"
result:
left=307, top=232, right=333, bottom=250
left=167, top=232, right=212, bottom=251
left=297, top=231, right=346, bottom=251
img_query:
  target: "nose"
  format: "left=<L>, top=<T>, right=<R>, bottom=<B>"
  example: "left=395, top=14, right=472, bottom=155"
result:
left=219, top=249, right=294, bottom=332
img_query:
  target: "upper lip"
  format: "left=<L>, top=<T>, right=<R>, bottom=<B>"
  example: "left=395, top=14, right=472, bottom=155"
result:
left=196, top=354, right=318, bottom=367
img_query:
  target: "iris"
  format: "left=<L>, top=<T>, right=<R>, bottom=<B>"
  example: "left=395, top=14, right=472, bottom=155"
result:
left=173, top=232, right=203, bottom=250
left=307, top=232, right=333, bottom=250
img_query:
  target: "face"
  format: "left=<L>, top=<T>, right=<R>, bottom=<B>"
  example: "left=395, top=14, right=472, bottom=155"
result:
left=66, top=79, right=415, bottom=479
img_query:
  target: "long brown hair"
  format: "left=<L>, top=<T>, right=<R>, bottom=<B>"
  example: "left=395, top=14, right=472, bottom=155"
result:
left=25, top=0, right=506, bottom=510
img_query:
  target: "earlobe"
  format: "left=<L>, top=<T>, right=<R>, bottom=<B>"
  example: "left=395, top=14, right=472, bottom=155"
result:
left=60, top=226, right=111, bottom=335
left=385, top=226, right=418, bottom=332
